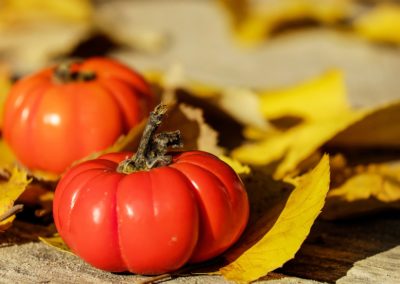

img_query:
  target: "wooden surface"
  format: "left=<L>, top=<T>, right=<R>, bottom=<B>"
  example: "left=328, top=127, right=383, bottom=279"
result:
left=280, top=214, right=400, bottom=283
left=1, top=1, right=400, bottom=283
left=0, top=214, right=399, bottom=283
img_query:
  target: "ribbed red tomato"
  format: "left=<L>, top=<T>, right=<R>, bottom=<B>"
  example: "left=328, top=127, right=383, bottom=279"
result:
left=3, top=57, right=155, bottom=174
left=53, top=150, right=249, bottom=275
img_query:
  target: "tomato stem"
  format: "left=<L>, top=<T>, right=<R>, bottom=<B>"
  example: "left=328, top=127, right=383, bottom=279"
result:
left=53, top=60, right=96, bottom=84
left=117, top=104, right=182, bottom=174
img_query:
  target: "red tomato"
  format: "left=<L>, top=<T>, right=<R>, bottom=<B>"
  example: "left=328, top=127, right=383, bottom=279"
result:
left=3, top=57, right=155, bottom=174
left=53, top=150, right=249, bottom=275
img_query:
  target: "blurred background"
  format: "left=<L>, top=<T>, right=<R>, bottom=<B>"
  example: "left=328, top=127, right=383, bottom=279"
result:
left=1, top=0, right=400, bottom=108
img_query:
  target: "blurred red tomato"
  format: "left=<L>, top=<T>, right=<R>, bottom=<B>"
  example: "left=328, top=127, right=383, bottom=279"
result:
left=3, top=57, right=155, bottom=174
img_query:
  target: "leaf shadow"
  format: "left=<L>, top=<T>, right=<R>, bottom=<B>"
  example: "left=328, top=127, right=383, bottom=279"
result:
left=174, top=89, right=245, bottom=150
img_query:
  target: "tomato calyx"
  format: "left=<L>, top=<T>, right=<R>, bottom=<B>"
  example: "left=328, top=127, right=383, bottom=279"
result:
left=117, top=104, right=182, bottom=174
left=53, top=60, right=96, bottom=84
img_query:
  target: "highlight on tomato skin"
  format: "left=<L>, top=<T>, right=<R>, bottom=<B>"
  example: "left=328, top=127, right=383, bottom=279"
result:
left=2, top=57, right=157, bottom=175
left=52, top=150, right=250, bottom=275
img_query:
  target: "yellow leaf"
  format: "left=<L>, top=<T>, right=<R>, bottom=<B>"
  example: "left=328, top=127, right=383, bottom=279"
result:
left=218, top=0, right=350, bottom=45
left=354, top=4, right=400, bottom=44
left=220, top=155, right=330, bottom=282
left=0, top=0, right=92, bottom=26
left=233, top=110, right=364, bottom=178
left=39, top=234, right=72, bottom=254
left=219, top=155, right=251, bottom=175
left=232, top=70, right=365, bottom=178
left=259, top=70, right=350, bottom=121
left=323, top=163, right=400, bottom=220
left=236, top=101, right=400, bottom=178
left=0, top=167, right=31, bottom=231
left=233, top=68, right=400, bottom=178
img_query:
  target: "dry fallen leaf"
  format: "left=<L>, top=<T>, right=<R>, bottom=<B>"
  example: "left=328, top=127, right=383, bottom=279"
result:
left=0, top=167, right=31, bottom=231
left=353, top=4, right=400, bottom=44
left=232, top=67, right=400, bottom=179
left=232, top=70, right=365, bottom=178
left=219, top=0, right=400, bottom=46
left=218, top=0, right=351, bottom=46
left=259, top=70, right=350, bottom=121
left=329, top=101, right=400, bottom=148
left=233, top=110, right=364, bottom=179
left=0, top=0, right=92, bottom=25
left=219, top=155, right=251, bottom=175
left=322, top=155, right=400, bottom=220
left=220, top=155, right=330, bottom=282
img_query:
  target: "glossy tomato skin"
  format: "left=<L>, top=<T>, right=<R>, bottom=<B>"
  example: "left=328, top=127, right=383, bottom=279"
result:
left=53, top=151, right=249, bottom=275
left=3, top=58, right=155, bottom=174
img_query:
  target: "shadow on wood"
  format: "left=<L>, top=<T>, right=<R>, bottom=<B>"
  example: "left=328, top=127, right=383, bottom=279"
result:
left=277, top=212, right=400, bottom=283
left=0, top=220, right=55, bottom=247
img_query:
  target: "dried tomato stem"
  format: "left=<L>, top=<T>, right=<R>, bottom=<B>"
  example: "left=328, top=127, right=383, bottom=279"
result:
left=117, top=104, right=182, bottom=174
left=53, top=60, right=96, bottom=84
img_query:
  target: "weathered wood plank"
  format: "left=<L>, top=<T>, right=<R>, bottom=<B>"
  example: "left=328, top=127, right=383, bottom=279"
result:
left=278, top=214, right=400, bottom=283
left=1, top=214, right=399, bottom=283
left=338, top=245, right=400, bottom=284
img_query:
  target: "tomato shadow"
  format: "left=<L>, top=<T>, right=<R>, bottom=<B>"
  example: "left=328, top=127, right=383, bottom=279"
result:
left=210, top=165, right=295, bottom=269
